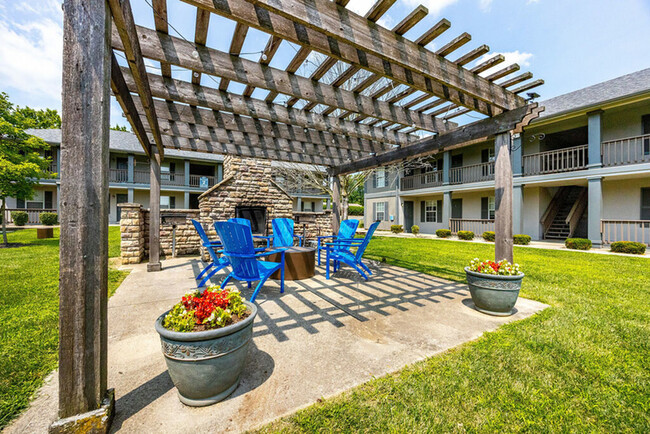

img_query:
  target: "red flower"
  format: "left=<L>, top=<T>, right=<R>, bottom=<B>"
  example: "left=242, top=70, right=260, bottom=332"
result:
left=183, top=289, right=231, bottom=324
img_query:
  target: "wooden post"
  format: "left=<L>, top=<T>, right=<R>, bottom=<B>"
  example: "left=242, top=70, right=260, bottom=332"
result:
left=148, top=148, right=162, bottom=271
left=331, top=175, right=341, bottom=234
left=494, top=131, right=514, bottom=263
left=53, top=0, right=114, bottom=430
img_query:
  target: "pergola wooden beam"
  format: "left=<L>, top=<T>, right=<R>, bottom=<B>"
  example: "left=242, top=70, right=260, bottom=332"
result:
left=330, top=103, right=543, bottom=175
left=152, top=0, right=171, bottom=77
left=220, top=22, right=248, bottom=91
left=192, top=7, right=211, bottom=85
left=108, top=0, right=165, bottom=157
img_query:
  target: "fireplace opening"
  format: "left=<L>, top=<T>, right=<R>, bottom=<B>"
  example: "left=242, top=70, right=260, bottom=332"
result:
left=235, top=206, right=267, bottom=235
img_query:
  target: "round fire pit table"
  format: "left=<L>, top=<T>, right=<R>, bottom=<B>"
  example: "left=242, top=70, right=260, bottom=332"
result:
left=265, top=246, right=315, bottom=280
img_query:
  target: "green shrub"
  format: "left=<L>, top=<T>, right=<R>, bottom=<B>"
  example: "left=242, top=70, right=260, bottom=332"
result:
left=390, top=224, right=404, bottom=234
left=39, top=212, right=58, bottom=226
left=358, top=222, right=364, bottom=228
left=436, top=229, right=451, bottom=238
left=411, top=225, right=420, bottom=236
left=482, top=231, right=495, bottom=242
left=457, top=230, right=474, bottom=240
left=565, top=238, right=591, bottom=250
left=348, top=205, right=364, bottom=216
left=10, top=211, right=28, bottom=226
left=610, top=241, right=646, bottom=255
left=513, top=234, right=532, bottom=245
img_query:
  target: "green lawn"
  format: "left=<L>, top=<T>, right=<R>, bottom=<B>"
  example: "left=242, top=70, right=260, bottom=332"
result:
left=262, top=237, right=650, bottom=432
left=0, top=227, right=128, bottom=429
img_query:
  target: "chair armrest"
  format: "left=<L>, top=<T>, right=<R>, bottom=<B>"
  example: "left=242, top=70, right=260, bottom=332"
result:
left=325, top=240, right=364, bottom=247
left=254, top=248, right=287, bottom=258
left=317, top=235, right=335, bottom=242
left=294, top=235, right=303, bottom=247
left=253, top=235, right=271, bottom=248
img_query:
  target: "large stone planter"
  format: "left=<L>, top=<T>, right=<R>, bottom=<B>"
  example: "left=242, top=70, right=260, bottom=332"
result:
left=155, top=301, right=257, bottom=406
left=464, top=267, right=524, bottom=316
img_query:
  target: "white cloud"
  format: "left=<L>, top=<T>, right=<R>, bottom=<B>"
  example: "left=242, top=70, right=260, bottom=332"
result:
left=475, top=50, right=534, bottom=76
left=479, top=0, right=494, bottom=12
left=402, top=0, right=461, bottom=16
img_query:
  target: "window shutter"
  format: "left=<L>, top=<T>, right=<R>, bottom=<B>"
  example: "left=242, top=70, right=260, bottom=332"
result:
left=170, top=196, right=176, bottom=209
left=373, top=202, right=377, bottom=221
left=17, top=198, right=25, bottom=208
left=372, top=174, right=377, bottom=189
left=437, top=200, right=443, bottom=223
left=643, top=115, right=650, bottom=155
left=384, top=202, right=389, bottom=220
left=301, top=200, right=304, bottom=211
left=169, top=162, right=176, bottom=173
left=642, top=188, right=650, bottom=220
left=481, top=149, right=489, bottom=163
left=420, top=201, right=425, bottom=222
left=481, top=197, right=488, bottom=220
left=44, top=191, right=53, bottom=209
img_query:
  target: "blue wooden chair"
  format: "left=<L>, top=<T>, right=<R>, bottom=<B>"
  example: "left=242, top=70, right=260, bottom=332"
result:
left=214, top=221, right=287, bottom=302
left=325, top=220, right=380, bottom=280
left=316, top=219, right=359, bottom=266
left=191, top=219, right=229, bottom=288
left=228, top=217, right=271, bottom=248
left=271, top=218, right=303, bottom=247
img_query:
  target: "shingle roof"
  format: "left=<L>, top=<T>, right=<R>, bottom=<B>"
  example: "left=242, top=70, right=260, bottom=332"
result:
left=24, top=128, right=224, bottom=163
left=539, top=68, right=650, bottom=119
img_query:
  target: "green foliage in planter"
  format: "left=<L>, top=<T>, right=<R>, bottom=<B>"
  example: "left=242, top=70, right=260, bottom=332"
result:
left=565, top=238, right=592, bottom=250
left=482, top=231, right=495, bottom=242
left=390, top=224, right=404, bottom=234
left=39, top=212, right=58, bottom=226
left=348, top=205, right=364, bottom=216
left=514, top=234, right=532, bottom=245
left=610, top=241, right=646, bottom=255
left=457, top=230, right=475, bottom=240
left=411, top=225, right=420, bottom=236
left=10, top=211, right=28, bottom=226
left=436, top=229, right=451, bottom=238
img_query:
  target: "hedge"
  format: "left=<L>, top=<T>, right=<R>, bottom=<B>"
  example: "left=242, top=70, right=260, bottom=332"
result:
left=39, top=212, right=58, bottom=226
left=10, top=211, right=28, bottom=226
left=436, top=229, right=451, bottom=238
left=513, top=234, right=531, bottom=245
left=457, top=230, right=474, bottom=240
left=482, top=231, right=495, bottom=242
left=348, top=205, right=364, bottom=216
left=390, top=224, right=404, bottom=234
left=565, top=238, right=592, bottom=250
left=411, top=225, right=420, bottom=236
left=610, top=241, right=646, bottom=255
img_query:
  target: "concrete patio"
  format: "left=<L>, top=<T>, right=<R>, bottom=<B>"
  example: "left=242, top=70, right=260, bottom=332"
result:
left=8, top=257, right=547, bottom=433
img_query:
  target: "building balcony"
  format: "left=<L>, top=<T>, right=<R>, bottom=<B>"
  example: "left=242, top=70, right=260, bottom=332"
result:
left=449, top=161, right=494, bottom=185
left=108, top=169, right=217, bottom=189
left=602, top=133, right=650, bottom=167
left=522, top=144, right=588, bottom=176
left=400, top=171, right=443, bottom=191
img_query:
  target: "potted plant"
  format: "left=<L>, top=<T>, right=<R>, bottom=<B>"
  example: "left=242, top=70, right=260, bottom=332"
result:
left=155, top=286, right=257, bottom=406
left=464, top=259, right=524, bottom=316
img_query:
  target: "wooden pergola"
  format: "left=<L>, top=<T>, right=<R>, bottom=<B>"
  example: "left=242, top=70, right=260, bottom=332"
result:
left=56, top=0, right=542, bottom=429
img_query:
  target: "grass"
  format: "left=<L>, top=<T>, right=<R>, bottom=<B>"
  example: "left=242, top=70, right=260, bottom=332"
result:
left=0, top=227, right=128, bottom=429
left=261, top=237, right=650, bottom=432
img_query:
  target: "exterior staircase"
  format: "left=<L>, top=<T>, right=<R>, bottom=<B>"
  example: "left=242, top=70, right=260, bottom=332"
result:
left=542, top=186, right=587, bottom=240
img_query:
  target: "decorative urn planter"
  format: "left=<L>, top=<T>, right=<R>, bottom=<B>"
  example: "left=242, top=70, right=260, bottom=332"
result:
left=155, top=300, right=257, bottom=406
left=464, top=267, right=524, bottom=316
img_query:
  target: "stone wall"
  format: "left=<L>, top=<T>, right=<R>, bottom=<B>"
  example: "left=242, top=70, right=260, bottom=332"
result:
left=120, top=203, right=145, bottom=264
left=294, top=211, right=333, bottom=244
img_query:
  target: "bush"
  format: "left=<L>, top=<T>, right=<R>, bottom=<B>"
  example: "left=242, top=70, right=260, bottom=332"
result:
left=11, top=211, right=28, bottom=226
left=436, top=229, right=451, bottom=238
left=457, top=230, right=475, bottom=240
left=610, top=241, right=646, bottom=255
left=348, top=205, right=364, bottom=216
left=565, top=238, right=592, bottom=250
left=482, top=231, right=495, bottom=242
left=39, top=212, right=58, bottom=226
left=390, top=224, right=403, bottom=234
left=513, top=234, right=532, bottom=245
left=358, top=222, right=364, bottom=228
left=411, top=225, right=420, bottom=236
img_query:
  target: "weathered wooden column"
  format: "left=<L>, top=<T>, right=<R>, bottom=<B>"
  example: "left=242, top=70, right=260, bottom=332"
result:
left=148, top=148, right=162, bottom=271
left=494, top=132, right=514, bottom=263
left=53, top=0, right=114, bottom=431
left=331, top=174, right=341, bottom=233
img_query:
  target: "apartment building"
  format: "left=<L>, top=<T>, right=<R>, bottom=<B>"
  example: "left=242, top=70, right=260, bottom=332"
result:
left=365, top=68, right=650, bottom=246
left=4, top=129, right=328, bottom=224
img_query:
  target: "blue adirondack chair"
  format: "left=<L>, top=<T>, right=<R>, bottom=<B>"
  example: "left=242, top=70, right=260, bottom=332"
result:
left=325, top=220, right=380, bottom=280
left=191, top=219, right=229, bottom=288
left=271, top=218, right=303, bottom=247
left=228, top=217, right=271, bottom=248
left=316, top=219, right=359, bottom=266
left=214, top=221, right=287, bottom=302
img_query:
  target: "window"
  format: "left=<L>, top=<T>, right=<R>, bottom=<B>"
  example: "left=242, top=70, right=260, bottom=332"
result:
left=424, top=200, right=437, bottom=222
left=375, top=168, right=386, bottom=188
left=643, top=114, right=650, bottom=155
left=481, top=196, right=496, bottom=219
left=375, top=202, right=386, bottom=221
left=488, top=196, right=495, bottom=219
left=642, top=188, right=650, bottom=220
left=160, top=196, right=176, bottom=209
left=26, top=190, right=44, bottom=209
left=301, top=200, right=314, bottom=212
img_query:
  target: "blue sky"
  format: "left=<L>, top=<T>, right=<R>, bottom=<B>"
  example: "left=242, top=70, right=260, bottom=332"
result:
left=1, top=0, right=649, bottom=129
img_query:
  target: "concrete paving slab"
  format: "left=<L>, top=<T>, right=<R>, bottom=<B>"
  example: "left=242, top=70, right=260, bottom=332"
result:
left=7, top=257, right=547, bottom=433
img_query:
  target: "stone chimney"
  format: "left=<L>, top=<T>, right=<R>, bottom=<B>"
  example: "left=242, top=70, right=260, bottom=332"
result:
left=222, top=155, right=273, bottom=181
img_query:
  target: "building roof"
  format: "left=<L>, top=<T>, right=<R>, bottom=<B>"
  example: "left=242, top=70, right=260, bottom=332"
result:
left=25, top=128, right=224, bottom=163
left=539, top=68, right=650, bottom=119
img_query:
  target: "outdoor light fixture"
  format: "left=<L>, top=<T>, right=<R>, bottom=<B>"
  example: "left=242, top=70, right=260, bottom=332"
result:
left=369, top=152, right=377, bottom=156
left=392, top=144, right=401, bottom=148
left=191, top=50, right=199, bottom=58
left=193, top=72, right=199, bottom=77
left=261, top=54, right=268, bottom=61
left=526, top=92, right=540, bottom=102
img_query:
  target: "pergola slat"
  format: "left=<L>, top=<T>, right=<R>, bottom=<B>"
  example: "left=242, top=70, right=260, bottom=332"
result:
left=152, top=0, right=171, bottom=77
left=192, top=8, right=211, bottom=85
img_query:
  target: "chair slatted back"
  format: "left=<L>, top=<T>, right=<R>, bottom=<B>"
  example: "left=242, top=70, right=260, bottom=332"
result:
left=214, top=221, right=258, bottom=279
left=228, top=217, right=251, bottom=228
left=338, top=219, right=359, bottom=240
left=272, top=218, right=295, bottom=247
left=354, top=220, right=380, bottom=261
left=192, top=219, right=220, bottom=263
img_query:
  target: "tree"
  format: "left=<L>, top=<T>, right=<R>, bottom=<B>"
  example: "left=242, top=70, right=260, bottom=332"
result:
left=111, top=124, right=129, bottom=132
left=0, top=93, right=59, bottom=245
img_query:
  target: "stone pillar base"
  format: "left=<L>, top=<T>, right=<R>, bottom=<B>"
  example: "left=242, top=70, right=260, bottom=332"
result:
left=49, top=389, right=114, bottom=434
left=147, top=262, right=162, bottom=272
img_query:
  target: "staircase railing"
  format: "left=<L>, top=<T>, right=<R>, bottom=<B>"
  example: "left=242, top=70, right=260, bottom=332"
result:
left=565, top=188, right=587, bottom=238
left=540, top=186, right=566, bottom=235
